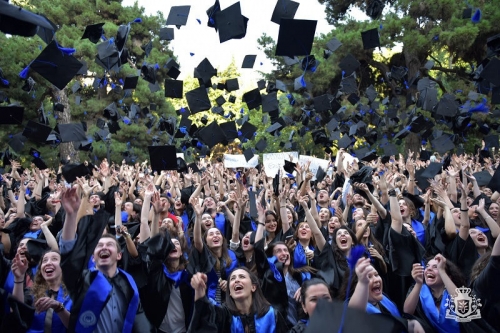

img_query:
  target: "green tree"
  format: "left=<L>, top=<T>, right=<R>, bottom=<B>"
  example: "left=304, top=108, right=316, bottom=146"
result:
left=0, top=0, right=175, bottom=167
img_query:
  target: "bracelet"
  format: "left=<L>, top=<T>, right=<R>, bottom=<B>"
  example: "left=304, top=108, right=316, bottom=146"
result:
left=258, top=222, right=265, bottom=226
left=123, top=232, right=131, bottom=239
left=280, top=205, right=286, bottom=208
left=409, top=178, right=415, bottom=181
left=14, top=280, right=23, bottom=284
left=388, top=189, right=397, bottom=197
left=460, top=209, right=468, bottom=212
left=54, top=302, right=65, bottom=313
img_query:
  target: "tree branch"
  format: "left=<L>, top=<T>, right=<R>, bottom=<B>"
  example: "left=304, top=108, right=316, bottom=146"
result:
left=367, top=58, right=397, bottom=97
left=428, top=66, right=469, bottom=80
left=427, top=75, right=447, bottom=93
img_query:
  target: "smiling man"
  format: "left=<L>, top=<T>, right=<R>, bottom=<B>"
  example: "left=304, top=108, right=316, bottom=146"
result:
left=58, top=187, right=153, bottom=333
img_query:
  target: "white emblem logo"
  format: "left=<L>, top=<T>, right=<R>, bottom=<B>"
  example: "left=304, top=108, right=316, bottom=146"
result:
left=445, top=287, right=482, bottom=322
left=79, top=310, right=97, bottom=327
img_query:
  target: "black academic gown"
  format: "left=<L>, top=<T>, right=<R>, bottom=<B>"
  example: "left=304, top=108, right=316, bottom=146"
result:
left=471, top=255, right=500, bottom=331
left=313, top=244, right=346, bottom=298
left=446, top=234, right=479, bottom=284
left=139, top=233, right=194, bottom=330
left=187, top=296, right=288, bottom=333
left=60, top=210, right=154, bottom=333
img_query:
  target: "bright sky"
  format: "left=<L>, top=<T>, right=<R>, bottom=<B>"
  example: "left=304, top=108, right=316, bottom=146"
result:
left=122, top=0, right=344, bottom=86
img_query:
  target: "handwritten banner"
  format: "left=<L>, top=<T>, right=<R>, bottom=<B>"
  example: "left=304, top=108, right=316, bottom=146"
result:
left=223, top=154, right=259, bottom=168
left=299, top=155, right=330, bottom=180
left=263, top=152, right=299, bottom=177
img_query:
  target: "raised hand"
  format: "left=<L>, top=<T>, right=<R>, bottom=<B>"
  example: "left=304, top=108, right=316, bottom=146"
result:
left=11, top=252, right=28, bottom=280
left=355, top=258, right=374, bottom=285
left=61, top=187, right=81, bottom=216
left=41, top=215, right=53, bottom=228
left=191, top=273, right=207, bottom=301
left=411, top=263, right=424, bottom=285
left=190, top=197, right=204, bottom=216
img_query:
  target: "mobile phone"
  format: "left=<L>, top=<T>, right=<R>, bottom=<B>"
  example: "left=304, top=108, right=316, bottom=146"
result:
left=285, top=235, right=294, bottom=241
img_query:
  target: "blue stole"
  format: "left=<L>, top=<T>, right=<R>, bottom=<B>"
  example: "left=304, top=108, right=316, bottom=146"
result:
left=75, top=268, right=139, bottom=333
left=215, top=213, right=226, bottom=237
left=87, top=255, right=95, bottom=270
left=162, top=264, right=188, bottom=288
left=4, top=266, right=37, bottom=313
left=267, top=257, right=283, bottom=282
left=475, top=226, right=489, bottom=233
left=366, top=295, right=401, bottom=318
left=207, top=250, right=238, bottom=304
left=23, top=229, right=42, bottom=239
left=28, top=287, right=73, bottom=333
left=411, top=219, right=426, bottom=245
left=230, top=307, right=276, bottom=333
left=294, top=243, right=314, bottom=269
left=419, top=285, right=459, bottom=333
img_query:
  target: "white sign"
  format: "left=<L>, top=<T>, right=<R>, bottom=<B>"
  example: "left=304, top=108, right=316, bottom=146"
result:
left=176, top=153, right=185, bottom=160
left=299, top=155, right=330, bottom=180
left=335, top=150, right=358, bottom=170
left=263, top=152, right=299, bottom=177
left=223, top=154, right=259, bottom=168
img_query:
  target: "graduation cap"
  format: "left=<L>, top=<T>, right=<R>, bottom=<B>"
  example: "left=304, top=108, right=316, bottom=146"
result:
left=473, top=170, right=493, bottom=187
left=215, top=95, right=226, bottom=106
left=103, top=102, right=120, bottom=121
left=8, top=132, right=27, bottom=153
left=256, top=139, right=267, bottom=152
left=283, top=160, right=296, bottom=174
left=243, top=148, right=255, bottom=162
left=239, top=122, right=257, bottom=140
left=214, top=2, right=248, bottom=43
left=226, top=78, right=240, bottom=92
left=0, top=105, right=24, bottom=125
left=435, top=94, right=459, bottom=117
left=167, top=66, right=181, bottom=80
left=62, top=163, right=93, bottom=183
left=197, top=121, right=226, bottom=148
left=185, top=86, right=211, bottom=113
left=81, top=23, right=105, bottom=44
left=0, top=1, right=56, bottom=37
left=361, top=28, right=380, bottom=49
left=242, top=55, right=257, bottom=68
left=243, top=89, right=262, bottom=110
left=195, top=58, right=217, bottom=86
left=23, top=40, right=83, bottom=90
left=261, top=92, right=279, bottom=113
left=148, top=146, right=177, bottom=172
left=431, top=134, right=455, bottom=155
left=141, top=40, right=153, bottom=57
left=340, top=76, right=358, bottom=95
left=484, top=134, right=499, bottom=149
left=487, top=167, right=500, bottom=192
left=165, top=79, right=184, bottom=99
left=141, top=64, right=157, bottom=84
left=339, top=54, right=360, bottom=76
left=55, top=123, right=87, bottom=143
left=271, top=0, right=299, bottom=24
left=166, top=6, right=191, bottom=28
left=36, top=14, right=58, bottom=44
left=206, top=0, right=221, bottom=29
left=275, top=19, right=317, bottom=56
left=403, top=192, right=424, bottom=209
left=326, top=38, right=342, bottom=52
left=22, top=120, right=52, bottom=142
left=159, top=27, right=174, bottom=41
left=122, top=76, right=138, bottom=90
left=220, top=121, right=238, bottom=141
left=479, top=57, right=500, bottom=86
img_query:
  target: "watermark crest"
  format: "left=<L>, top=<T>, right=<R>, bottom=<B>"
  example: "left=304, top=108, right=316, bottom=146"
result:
left=445, top=287, right=482, bottom=322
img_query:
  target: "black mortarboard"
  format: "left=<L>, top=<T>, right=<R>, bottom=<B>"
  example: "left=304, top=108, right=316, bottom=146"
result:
left=326, top=38, right=342, bottom=52
left=473, top=170, right=492, bottom=187
left=194, top=58, right=217, bottom=86
left=214, top=2, right=248, bottom=43
left=165, top=79, right=184, bottom=98
left=0, top=1, right=55, bottom=37
left=314, top=94, right=331, bottom=113
left=31, top=156, right=48, bottom=170
left=243, top=148, right=255, bottom=162
left=22, top=120, right=52, bottom=142
left=391, top=66, right=407, bottom=81
left=243, top=89, right=262, bottom=110
left=283, top=160, right=296, bottom=174
left=166, top=6, right=191, bottom=27
left=220, top=121, right=238, bottom=141
left=420, top=150, right=431, bottom=161
left=435, top=94, right=458, bottom=117
left=226, top=78, right=240, bottom=92
left=159, top=27, right=175, bottom=41
left=431, top=134, right=455, bottom=154
left=28, top=41, right=83, bottom=90
left=81, top=23, right=105, bottom=44
left=347, top=93, right=360, bottom=105
left=271, top=0, right=299, bottom=24
left=420, top=162, right=442, bottom=180
left=0, top=105, right=24, bottom=124
left=487, top=167, right=500, bottom=192
left=103, top=102, right=119, bottom=121
left=365, top=85, right=377, bottom=102
left=383, top=143, right=398, bottom=157
left=206, top=0, right=221, bottom=29
left=107, top=120, right=121, bottom=134
left=479, top=57, right=500, bottom=86
left=339, top=54, right=360, bottom=76
left=492, top=87, right=500, bottom=104
left=55, top=123, right=87, bottom=143
left=242, top=55, right=257, bottom=68
left=484, top=134, right=499, bottom=149
left=239, top=122, right=257, bottom=140
left=361, top=28, right=380, bottom=49
left=341, top=76, right=358, bottom=95
left=403, top=192, right=424, bottom=209
left=141, top=64, right=157, bottom=84
left=148, top=146, right=177, bottom=172
left=462, top=8, right=472, bottom=19
left=266, top=122, right=282, bottom=134
left=36, top=14, right=57, bottom=44
left=149, top=82, right=161, bottom=93
left=337, top=135, right=352, bottom=149
left=62, top=163, right=93, bottom=183
left=257, top=79, right=266, bottom=90
left=141, top=40, right=153, bottom=57
left=197, top=121, right=226, bottom=148
left=123, top=76, right=138, bottom=90
left=256, top=139, right=267, bottom=152
left=185, top=86, right=211, bottom=113
left=262, top=92, right=279, bottom=113
left=275, top=19, right=317, bottom=56
left=216, top=95, right=226, bottom=106
left=8, top=133, right=26, bottom=153
left=167, top=66, right=181, bottom=79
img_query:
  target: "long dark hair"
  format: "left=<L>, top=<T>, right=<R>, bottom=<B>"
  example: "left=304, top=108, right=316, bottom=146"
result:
left=469, top=251, right=491, bottom=286
left=225, top=267, right=271, bottom=318
left=331, top=226, right=359, bottom=272
left=298, top=278, right=332, bottom=319
left=203, top=228, right=233, bottom=271
left=265, top=210, right=282, bottom=233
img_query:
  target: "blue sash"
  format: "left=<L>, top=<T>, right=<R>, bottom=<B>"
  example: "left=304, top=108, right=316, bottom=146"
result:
left=87, top=255, right=95, bottom=270
left=231, top=307, right=276, bottom=333
left=267, top=256, right=283, bottom=282
left=23, top=229, right=42, bottom=239
left=475, top=226, right=489, bottom=233
left=411, top=219, right=426, bottom=245
left=294, top=243, right=314, bottom=269
left=207, top=250, right=238, bottom=304
left=28, top=287, right=73, bottom=333
left=4, top=266, right=38, bottom=314
left=420, top=285, right=459, bottom=333
left=215, top=213, right=226, bottom=237
left=162, top=264, right=188, bottom=288
left=366, top=295, right=401, bottom=317
left=75, top=268, right=139, bottom=333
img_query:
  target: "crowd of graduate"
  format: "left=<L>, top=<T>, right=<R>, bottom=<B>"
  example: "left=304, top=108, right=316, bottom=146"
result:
left=0, top=148, right=499, bottom=333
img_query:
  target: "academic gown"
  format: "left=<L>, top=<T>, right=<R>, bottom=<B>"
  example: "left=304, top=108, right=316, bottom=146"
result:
left=313, top=244, right=346, bottom=298
left=139, top=233, right=194, bottom=329
left=471, top=255, right=500, bottom=331
left=446, top=235, right=479, bottom=284
left=186, top=296, right=288, bottom=333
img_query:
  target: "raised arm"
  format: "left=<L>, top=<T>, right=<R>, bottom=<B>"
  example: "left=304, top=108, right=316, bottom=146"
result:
left=40, top=216, right=58, bottom=251
left=279, top=188, right=291, bottom=234
left=191, top=196, right=205, bottom=253
left=114, top=192, right=123, bottom=229
left=388, top=174, right=403, bottom=233
left=355, top=182, right=387, bottom=219
left=436, top=254, right=459, bottom=298
left=60, top=187, right=81, bottom=241
left=298, top=194, right=326, bottom=251
left=139, top=185, right=153, bottom=243
left=150, top=190, right=162, bottom=238
left=254, top=192, right=266, bottom=244
left=404, top=263, right=424, bottom=314
left=457, top=179, right=470, bottom=241
left=117, top=225, right=138, bottom=258
left=348, top=258, right=373, bottom=310
left=476, top=198, right=500, bottom=238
